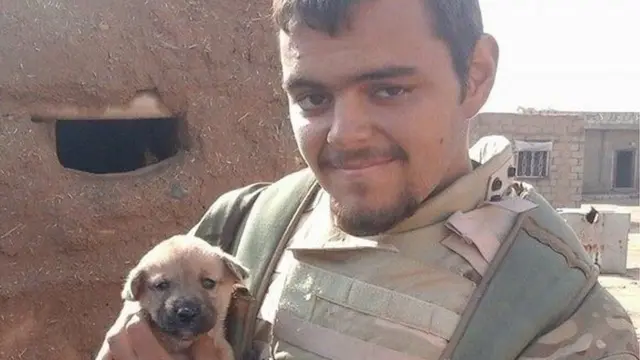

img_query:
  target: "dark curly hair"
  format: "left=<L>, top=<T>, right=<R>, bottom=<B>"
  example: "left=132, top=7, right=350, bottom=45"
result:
left=272, top=0, right=484, bottom=99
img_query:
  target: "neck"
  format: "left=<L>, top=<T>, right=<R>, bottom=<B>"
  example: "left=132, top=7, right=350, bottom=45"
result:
left=427, top=153, right=473, bottom=202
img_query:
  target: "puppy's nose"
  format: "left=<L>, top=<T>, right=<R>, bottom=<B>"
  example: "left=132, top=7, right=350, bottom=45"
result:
left=176, top=304, right=201, bottom=323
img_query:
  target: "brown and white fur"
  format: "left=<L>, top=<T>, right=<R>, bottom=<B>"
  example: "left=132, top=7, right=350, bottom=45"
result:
left=121, top=234, right=249, bottom=360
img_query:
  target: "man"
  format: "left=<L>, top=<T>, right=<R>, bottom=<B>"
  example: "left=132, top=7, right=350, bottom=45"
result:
left=96, top=0, right=639, bottom=359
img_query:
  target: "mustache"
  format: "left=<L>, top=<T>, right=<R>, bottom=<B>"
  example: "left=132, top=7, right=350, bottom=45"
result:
left=318, top=145, right=408, bottom=169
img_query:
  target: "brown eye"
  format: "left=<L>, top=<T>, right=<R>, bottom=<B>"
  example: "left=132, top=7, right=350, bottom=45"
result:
left=154, top=280, right=170, bottom=291
left=296, top=93, right=331, bottom=112
left=372, top=86, right=409, bottom=99
left=201, top=278, right=217, bottom=290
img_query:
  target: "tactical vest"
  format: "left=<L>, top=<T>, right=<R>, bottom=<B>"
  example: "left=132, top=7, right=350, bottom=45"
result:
left=189, top=168, right=599, bottom=360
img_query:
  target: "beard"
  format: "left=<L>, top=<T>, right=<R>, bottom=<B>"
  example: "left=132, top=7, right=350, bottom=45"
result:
left=317, top=141, right=419, bottom=236
left=329, top=186, right=421, bottom=237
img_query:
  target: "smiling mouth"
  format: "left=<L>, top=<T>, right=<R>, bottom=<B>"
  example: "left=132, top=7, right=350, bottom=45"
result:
left=335, top=158, right=395, bottom=170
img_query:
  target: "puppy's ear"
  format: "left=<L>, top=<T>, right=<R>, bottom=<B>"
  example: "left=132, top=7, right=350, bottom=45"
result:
left=121, top=267, right=147, bottom=301
left=221, top=253, right=250, bottom=282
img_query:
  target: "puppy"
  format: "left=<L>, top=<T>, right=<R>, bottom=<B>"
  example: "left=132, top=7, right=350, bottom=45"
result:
left=121, top=234, right=249, bottom=360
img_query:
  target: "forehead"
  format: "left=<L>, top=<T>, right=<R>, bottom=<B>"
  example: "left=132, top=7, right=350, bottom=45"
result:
left=279, top=0, right=449, bottom=85
left=142, top=246, right=224, bottom=277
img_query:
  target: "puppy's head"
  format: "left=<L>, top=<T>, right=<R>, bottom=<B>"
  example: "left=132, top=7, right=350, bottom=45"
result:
left=121, top=234, right=249, bottom=344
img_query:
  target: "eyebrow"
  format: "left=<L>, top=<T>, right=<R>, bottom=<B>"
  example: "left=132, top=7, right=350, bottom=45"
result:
left=283, top=66, right=418, bottom=91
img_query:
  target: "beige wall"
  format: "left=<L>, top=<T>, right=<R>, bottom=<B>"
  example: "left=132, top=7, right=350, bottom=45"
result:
left=470, top=113, right=585, bottom=208
left=583, top=129, right=639, bottom=194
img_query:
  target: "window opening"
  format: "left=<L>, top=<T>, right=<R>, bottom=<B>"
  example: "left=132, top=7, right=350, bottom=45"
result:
left=613, top=150, right=635, bottom=188
left=54, top=117, right=184, bottom=175
left=515, top=150, right=550, bottom=178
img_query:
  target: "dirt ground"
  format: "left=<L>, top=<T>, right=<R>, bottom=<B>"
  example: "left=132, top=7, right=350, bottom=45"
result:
left=0, top=1, right=301, bottom=359
left=584, top=199, right=640, bottom=340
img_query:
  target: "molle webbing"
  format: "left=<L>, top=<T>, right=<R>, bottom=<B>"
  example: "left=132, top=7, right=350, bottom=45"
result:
left=441, top=213, right=598, bottom=360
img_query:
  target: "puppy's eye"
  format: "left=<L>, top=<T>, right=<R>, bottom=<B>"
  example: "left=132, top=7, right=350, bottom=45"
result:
left=153, top=280, right=170, bottom=291
left=201, top=278, right=217, bottom=290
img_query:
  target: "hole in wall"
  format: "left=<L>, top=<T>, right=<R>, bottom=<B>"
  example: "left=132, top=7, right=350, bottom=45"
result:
left=54, top=117, right=185, bottom=175
left=30, top=91, right=190, bottom=175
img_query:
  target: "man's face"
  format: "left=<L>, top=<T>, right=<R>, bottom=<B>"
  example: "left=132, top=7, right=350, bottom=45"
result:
left=280, top=0, right=497, bottom=236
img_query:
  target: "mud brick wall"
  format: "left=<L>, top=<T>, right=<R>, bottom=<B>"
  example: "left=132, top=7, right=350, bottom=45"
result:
left=470, top=112, right=586, bottom=208
left=0, top=1, right=300, bottom=359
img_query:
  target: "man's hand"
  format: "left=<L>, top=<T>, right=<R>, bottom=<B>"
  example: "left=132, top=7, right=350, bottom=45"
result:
left=94, top=301, right=173, bottom=360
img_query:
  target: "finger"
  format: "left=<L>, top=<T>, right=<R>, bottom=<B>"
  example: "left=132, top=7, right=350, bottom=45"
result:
left=108, top=301, right=142, bottom=337
left=191, top=336, right=219, bottom=360
left=104, top=302, right=142, bottom=360
left=126, top=315, right=174, bottom=360
left=107, top=329, right=138, bottom=360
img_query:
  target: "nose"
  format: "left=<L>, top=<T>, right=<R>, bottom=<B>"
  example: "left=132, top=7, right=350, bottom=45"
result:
left=175, top=303, right=201, bottom=323
left=327, top=94, right=373, bottom=148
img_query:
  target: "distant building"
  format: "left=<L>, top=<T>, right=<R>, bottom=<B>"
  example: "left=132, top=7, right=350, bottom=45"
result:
left=470, top=111, right=639, bottom=208
left=581, top=112, right=639, bottom=200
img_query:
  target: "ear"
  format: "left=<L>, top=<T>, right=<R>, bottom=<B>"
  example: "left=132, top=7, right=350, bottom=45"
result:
left=121, top=267, right=146, bottom=301
left=220, top=253, right=250, bottom=282
left=461, top=33, right=500, bottom=119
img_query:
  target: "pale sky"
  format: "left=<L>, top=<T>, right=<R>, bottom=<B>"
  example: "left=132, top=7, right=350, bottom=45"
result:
left=479, top=0, right=639, bottom=113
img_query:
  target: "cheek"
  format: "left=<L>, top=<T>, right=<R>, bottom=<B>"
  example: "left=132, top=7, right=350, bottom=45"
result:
left=289, top=111, right=327, bottom=166
left=208, top=289, right=233, bottom=321
left=210, top=294, right=225, bottom=313
left=137, top=291, right=154, bottom=310
left=139, top=293, right=166, bottom=321
left=382, top=106, right=460, bottom=182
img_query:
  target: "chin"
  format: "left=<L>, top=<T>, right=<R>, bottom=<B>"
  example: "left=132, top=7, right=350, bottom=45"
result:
left=332, top=177, right=421, bottom=230
left=331, top=198, right=403, bottom=237
left=332, top=192, right=382, bottom=212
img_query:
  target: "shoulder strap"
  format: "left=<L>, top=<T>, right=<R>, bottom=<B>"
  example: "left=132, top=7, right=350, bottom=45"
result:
left=232, top=168, right=319, bottom=357
left=188, top=168, right=320, bottom=358
left=234, top=167, right=320, bottom=291
left=187, top=181, right=271, bottom=252
left=442, top=189, right=600, bottom=360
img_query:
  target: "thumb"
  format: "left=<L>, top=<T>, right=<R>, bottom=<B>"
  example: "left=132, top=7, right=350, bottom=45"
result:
left=191, top=336, right=221, bottom=360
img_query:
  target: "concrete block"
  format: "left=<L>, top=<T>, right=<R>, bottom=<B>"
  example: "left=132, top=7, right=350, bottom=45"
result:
left=557, top=207, right=631, bottom=275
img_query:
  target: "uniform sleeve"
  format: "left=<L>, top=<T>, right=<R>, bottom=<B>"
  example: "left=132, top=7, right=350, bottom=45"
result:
left=517, top=283, right=639, bottom=360
left=186, top=182, right=271, bottom=247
